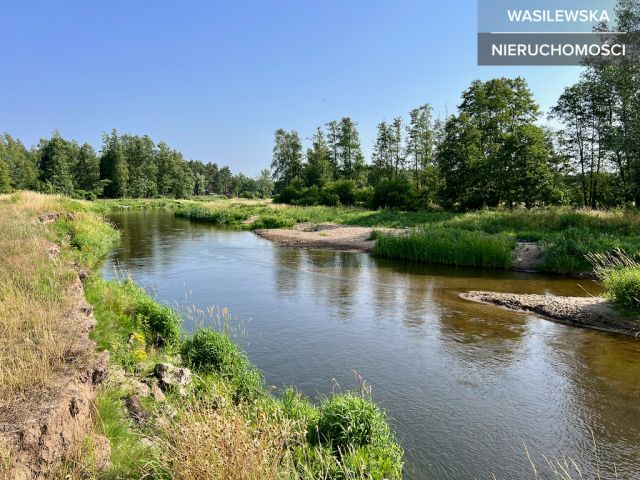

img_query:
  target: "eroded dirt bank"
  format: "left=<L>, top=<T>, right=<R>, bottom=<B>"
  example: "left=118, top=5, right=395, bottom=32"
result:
left=461, top=291, right=640, bottom=337
left=0, top=274, right=109, bottom=479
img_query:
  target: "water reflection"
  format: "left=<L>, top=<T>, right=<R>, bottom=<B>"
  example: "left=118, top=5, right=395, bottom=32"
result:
left=104, top=211, right=640, bottom=480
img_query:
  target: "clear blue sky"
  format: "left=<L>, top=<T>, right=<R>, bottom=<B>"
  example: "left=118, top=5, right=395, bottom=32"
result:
left=1, top=0, right=589, bottom=175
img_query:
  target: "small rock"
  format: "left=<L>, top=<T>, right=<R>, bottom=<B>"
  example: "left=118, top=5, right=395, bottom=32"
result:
left=149, top=381, right=166, bottom=403
left=129, top=379, right=151, bottom=397
left=124, top=395, right=147, bottom=425
left=153, top=363, right=192, bottom=396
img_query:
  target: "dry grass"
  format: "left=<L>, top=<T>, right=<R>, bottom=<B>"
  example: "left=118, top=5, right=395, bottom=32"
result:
left=163, top=401, right=295, bottom=480
left=0, top=192, right=73, bottom=418
left=0, top=191, right=117, bottom=422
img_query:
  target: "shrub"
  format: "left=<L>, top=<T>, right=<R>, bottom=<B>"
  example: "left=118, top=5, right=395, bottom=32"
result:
left=281, top=387, right=319, bottom=426
left=318, top=190, right=340, bottom=207
left=325, top=180, right=357, bottom=206
left=274, top=186, right=301, bottom=204
left=372, top=178, right=417, bottom=210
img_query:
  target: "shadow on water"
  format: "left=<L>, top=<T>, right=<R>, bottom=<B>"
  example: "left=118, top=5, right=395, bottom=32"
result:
left=104, top=210, right=640, bottom=480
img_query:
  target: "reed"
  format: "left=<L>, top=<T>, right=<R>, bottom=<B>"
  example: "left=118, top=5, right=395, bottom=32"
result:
left=374, top=228, right=515, bottom=269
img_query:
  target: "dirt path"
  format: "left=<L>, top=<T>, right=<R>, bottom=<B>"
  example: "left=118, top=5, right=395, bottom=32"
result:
left=254, top=223, right=403, bottom=253
left=461, top=291, right=640, bottom=337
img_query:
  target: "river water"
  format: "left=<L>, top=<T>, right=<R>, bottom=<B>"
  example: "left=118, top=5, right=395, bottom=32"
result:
left=103, top=210, right=640, bottom=479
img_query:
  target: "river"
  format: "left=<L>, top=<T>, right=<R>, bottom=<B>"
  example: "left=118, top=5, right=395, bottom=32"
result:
left=103, top=210, right=640, bottom=479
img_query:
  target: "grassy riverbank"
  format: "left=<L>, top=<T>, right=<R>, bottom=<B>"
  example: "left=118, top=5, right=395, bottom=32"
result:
left=114, top=198, right=640, bottom=275
left=0, top=192, right=403, bottom=479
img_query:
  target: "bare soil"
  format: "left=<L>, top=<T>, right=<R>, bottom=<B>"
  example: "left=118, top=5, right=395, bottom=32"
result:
left=461, top=291, right=640, bottom=337
left=512, top=241, right=544, bottom=271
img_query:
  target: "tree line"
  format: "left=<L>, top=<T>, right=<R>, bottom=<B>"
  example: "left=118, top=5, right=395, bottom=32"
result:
left=0, top=130, right=273, bottom=199
left=270, top=0, right=639, bottom=211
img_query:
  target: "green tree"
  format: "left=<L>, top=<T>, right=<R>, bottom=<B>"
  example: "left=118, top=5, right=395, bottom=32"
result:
left=156, top=142, right=176, bottom=197
left=325, top=120, right=340, bottom=180
left=38, top=133, right=75, bottom=195
left=436, top=113, right=484, bottom=209
left=255, top=168, right=274, bottom=197
left=372, top=121, right=393, bottom=182
left=122, top=134, right=157, bottom=198
left=100, top=130, right=128, bottom=198
left=0, top=156, right=11, bottom=193
left=271, top=129, right=303, bottom=188
left=501, top=124, right=555, bottom=208
left=74, top=143, right=100, bottom=193
left=305, top=127, right=332, bottom=187
left=437, top=77, right=543, bottom=209
left=389, top=117, right=406, bottom=179
left=406, top=104, right=434, bottom=190
left=0, top=134, right=38, bottom=190
left=336, top=117, right=365, bottom=183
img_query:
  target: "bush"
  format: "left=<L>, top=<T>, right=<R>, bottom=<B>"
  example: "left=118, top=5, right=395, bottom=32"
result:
left=372, top=178, right=417, bottom=210
left=325, top=180, right=357, bottom=206
left=274, top=186, right=301, bottom=204
left=319, top=190, right=340, bottom=207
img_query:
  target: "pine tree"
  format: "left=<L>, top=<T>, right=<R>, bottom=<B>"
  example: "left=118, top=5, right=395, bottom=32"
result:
left=100, top=130, right=128, bottom=198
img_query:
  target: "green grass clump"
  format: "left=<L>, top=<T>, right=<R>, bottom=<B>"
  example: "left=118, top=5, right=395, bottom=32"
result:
left=251, top=214, right=296, bottom=229
left=300, top=392, right=403, bottom=480
left=538, top=228, right=640, bottom=274
left=312, top=393, right=394, bottom=451
left=602, top=267, right=640, bottom=312
left=374, top=228, right=515, bottom=269
left=181, top=328, right=264, bottom=401
left=175, top=204, right=252, bottom=225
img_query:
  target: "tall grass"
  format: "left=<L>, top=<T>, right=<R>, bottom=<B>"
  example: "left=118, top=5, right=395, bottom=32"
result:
left=374, top=228, right=515, bottom=269
left=588, top=249, right=640, bottom=314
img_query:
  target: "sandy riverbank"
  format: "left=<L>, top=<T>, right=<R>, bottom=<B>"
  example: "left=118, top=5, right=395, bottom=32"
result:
left=461, top=290, right=640, bottom=337
left=254, top=223, right=402, bottom=252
